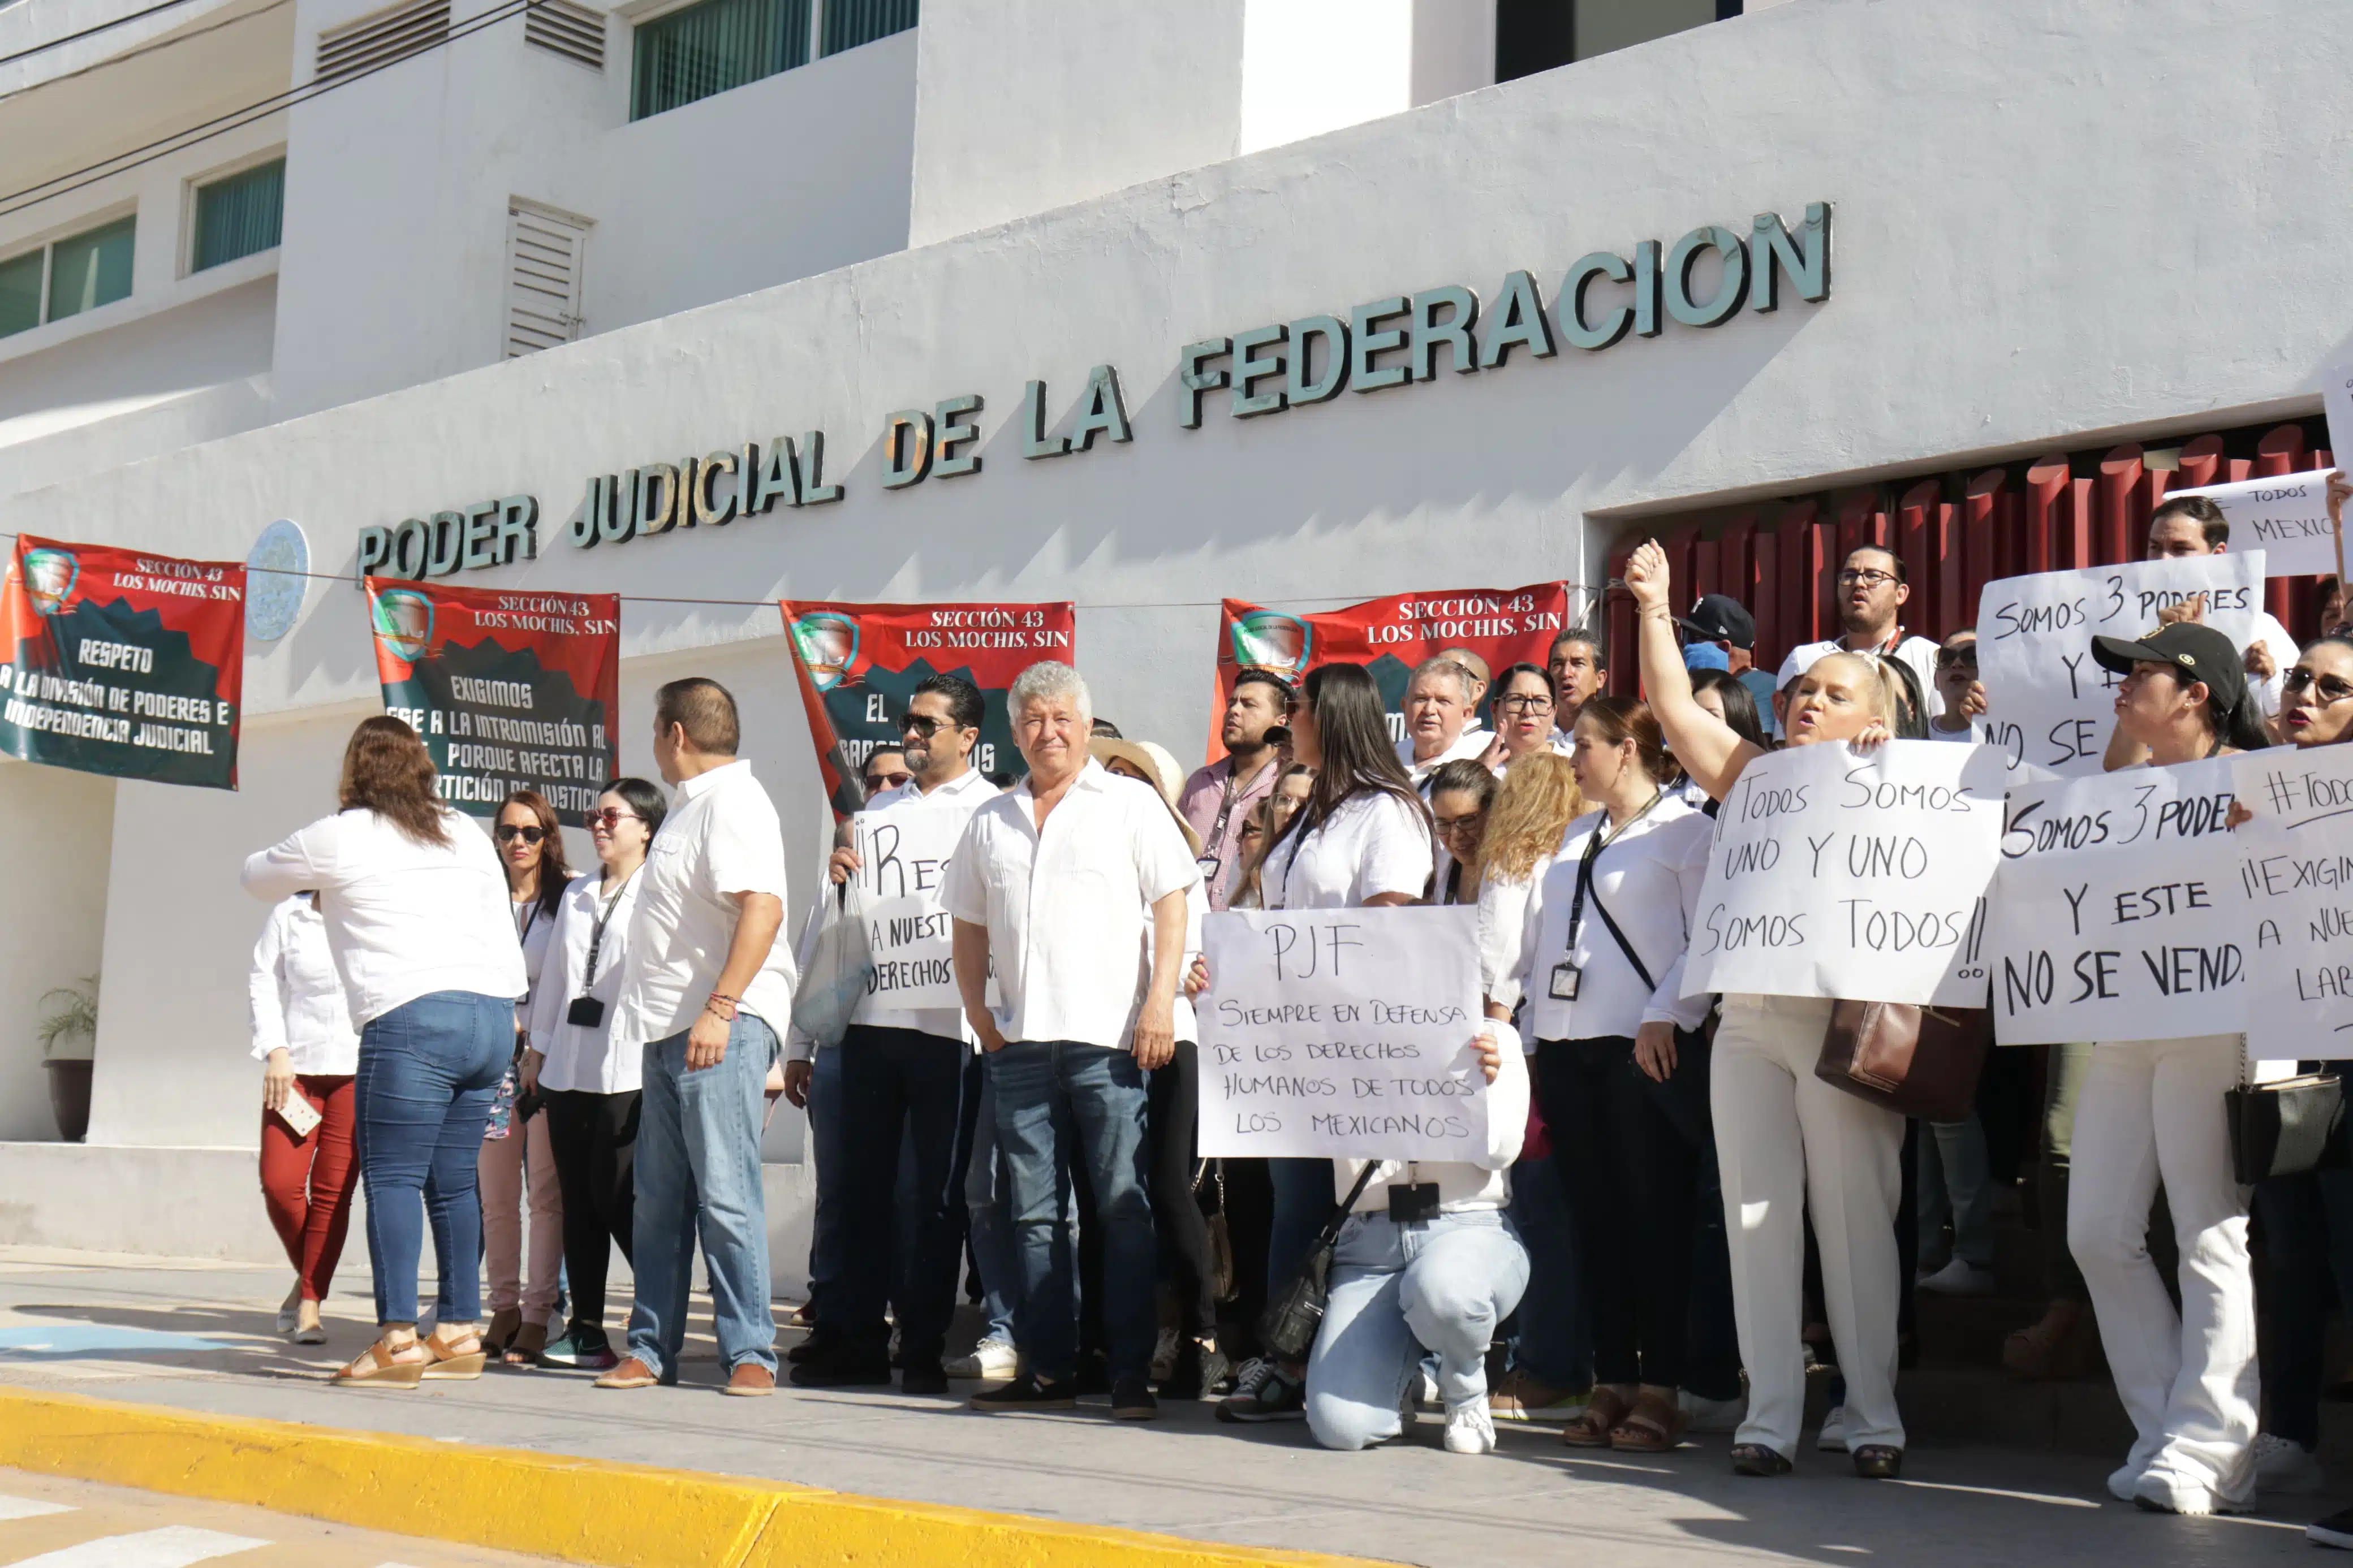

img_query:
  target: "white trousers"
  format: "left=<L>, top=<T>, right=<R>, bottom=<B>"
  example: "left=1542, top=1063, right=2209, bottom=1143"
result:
left=2067, top=1035, right=2256, bottom=1500
left=1713, top=995, right=1906, bottom=1458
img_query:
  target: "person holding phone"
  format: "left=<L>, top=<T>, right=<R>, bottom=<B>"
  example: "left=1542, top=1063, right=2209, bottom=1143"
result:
left=249, top=891, right=361, bottom=1345
left=522, top=778, right=666, bottom=1372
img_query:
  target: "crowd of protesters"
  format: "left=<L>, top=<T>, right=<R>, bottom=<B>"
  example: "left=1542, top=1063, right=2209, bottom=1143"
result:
left=234, top=477, right=2353, bottom=1538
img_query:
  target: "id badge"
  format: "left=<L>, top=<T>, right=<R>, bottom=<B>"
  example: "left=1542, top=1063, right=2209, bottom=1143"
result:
left=1195, top=853, right=1221, bottom=885
left=1549, top=962, right=1582, bottom=1001
left=567, top=995, right=606, bottom=1027
left=1387, top=1182, right=1441, bottom=1223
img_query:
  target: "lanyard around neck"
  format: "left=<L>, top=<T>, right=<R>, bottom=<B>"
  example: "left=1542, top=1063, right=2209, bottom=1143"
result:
left=1563, top=792, right=1662, bottom=954
left=583, top=868, right=639, bottom=988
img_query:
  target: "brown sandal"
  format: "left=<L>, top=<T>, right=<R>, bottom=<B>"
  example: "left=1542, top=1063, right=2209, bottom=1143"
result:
left=481, top=1308, right=523, bottom=1355
left=1609, top=1386, right=1688, bottom=1453
left=421, top=1328, right=487, bottom=1380
left=1560, top=1385, right=1632, bottom=1448
left=503, top=1322, right=547, bottom=1368
left=331, top=1341, right=425, bottom=1388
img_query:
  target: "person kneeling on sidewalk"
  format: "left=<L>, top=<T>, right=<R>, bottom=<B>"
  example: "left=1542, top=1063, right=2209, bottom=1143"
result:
left=1306, top=1021, right=1529, bottom=1455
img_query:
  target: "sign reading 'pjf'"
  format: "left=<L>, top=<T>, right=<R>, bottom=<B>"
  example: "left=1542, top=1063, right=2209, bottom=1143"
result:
left=1199, top=905, right=1486, bottom=1162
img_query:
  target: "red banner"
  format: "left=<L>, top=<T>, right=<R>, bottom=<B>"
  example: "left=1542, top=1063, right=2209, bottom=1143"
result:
left=0, top=535, right=245, bottom=788
left=1206, top=582, right=1570, bottom=762
left=365, top=578, right=620, bottom=819
left=779, top=599, right=1076, bottom=817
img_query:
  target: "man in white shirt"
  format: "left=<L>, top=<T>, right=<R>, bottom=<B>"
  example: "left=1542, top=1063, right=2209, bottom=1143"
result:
left=1775, top=545, right=1945, bottom=724
left=1395, top=655, right=1492, bottom=785
left=596, top=678, right=792, bottom=1397
left=1550, top=629, right=1609, bottom=742
left=945, top=661, right=1196, bottom=1418
left=785, top=674, right=999, bottom=1396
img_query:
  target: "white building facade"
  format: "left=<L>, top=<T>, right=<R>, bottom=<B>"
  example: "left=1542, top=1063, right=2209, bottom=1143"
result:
left=0, top=0, right=2339, bottom=1271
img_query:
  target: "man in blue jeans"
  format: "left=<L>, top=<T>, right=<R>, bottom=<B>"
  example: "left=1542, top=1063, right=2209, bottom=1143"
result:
left=944, top=662, right=1196, bottom=1420
left=597, top=677, right=794, bottom=1396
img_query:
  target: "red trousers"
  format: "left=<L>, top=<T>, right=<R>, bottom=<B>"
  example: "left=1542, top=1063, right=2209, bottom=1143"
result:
left=259, top=1074, right=359, bottom=1302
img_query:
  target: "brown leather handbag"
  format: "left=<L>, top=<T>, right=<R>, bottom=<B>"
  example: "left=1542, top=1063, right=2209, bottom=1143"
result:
left=1815, top=1001, right=1992, bottom=1122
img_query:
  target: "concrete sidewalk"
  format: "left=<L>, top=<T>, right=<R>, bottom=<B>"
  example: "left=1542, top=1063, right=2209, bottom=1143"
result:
left=0, top=1247, right=2312, bottom=1567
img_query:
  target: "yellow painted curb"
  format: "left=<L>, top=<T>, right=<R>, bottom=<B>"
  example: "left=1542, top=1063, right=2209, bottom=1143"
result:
left=0, top=1387, right=1393, bottom=1567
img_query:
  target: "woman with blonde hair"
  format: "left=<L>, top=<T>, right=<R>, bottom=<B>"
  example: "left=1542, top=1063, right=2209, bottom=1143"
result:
left=242, top=718, right=525, bottom=1388
left=1623, top=539, right=1912, bottom=1480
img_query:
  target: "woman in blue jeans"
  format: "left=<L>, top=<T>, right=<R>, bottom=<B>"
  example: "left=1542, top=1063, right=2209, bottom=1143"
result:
left=1307, top=1022, right=1530, bottom=1454
left=244, top=717, right=527, bottom=1388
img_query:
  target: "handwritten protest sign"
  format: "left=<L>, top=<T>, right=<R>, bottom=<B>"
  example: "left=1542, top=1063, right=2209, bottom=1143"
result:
left=847, top=805, right=989, bottom=1010
left=2170, top=471, right=2340, bottom=580
left=1976, top=555, right=2265, bottom=777
left=1680, top=741, right=2008, bottom=1007
left=1199, top=905, right=1485, bottom=1161
left=2233, top=746, right=2353, bottom=1062
left=1988, top=757, right=2248, bottom=1046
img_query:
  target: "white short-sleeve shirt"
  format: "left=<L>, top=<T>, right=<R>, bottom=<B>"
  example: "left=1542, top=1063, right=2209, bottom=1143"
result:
left=611, top=759, right=796, bottom=1051
left=1264, top=788, right=1434, bottom=911
left=941, top=759, right=1199, bottom=1050
left=1778, top=634, right=1946, bottom=723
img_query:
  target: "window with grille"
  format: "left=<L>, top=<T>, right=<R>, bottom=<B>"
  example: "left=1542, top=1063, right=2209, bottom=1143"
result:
left=0, top=214, right=136, bottom=338
left=820, top=0, right=914, bottom=57
left=630, top=0, right=809, bottom=120
left=192, top=158, right=285, bottom=273
left=314, top=0, right=451, bottom=84
left=505, top=202, right=589, bottom=356
left=526, top=0, right=606, bottom=69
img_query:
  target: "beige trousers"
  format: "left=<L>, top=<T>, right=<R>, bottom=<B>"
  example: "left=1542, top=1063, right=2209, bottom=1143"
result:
left=479, top=1107, right=563, bottom=1319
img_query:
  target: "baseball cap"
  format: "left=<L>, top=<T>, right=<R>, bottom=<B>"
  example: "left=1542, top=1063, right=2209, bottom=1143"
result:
left=2088, top=621, right=2247, bottom=710
left=1683, top=641, right=1731, bottom=673
left=1678, top=594, right=1756, bottom=650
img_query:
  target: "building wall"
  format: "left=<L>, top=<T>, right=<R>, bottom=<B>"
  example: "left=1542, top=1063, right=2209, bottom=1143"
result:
left=8, top=0, right=2352, bottom=1152
left=0, top=762, right=114, bottom=1143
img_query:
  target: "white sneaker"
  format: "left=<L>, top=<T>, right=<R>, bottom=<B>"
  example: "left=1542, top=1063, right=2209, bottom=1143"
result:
left=2106, top=1463, right=2143, bottom=1502
left=1816, top=1406, right=1847, bottom=1452
left=1443, top=1396, right=1498, bottom=1455
left=1915, top=1259, right=1997, bottom=1297
left=1682, top=1391, right=1747, bottom=1435
left=2255, top=1432, right=2327, bottom=1495
left=945, top=1337, right=1021, bottom=1380
left=2135, top=1465, right=2253, bottom=1516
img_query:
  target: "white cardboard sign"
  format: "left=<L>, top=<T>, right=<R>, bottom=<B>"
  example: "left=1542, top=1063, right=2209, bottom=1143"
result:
left=1987, top=757, right=2249, bottom=1046
left=1680, top=740, right=2009, bottom=1008
left=2323, top=363, right=2353, bottom=476
left=2169, top=470, right=2339, bottom=580
left=1976, top=554, right=2265, bottom=777
left=849, top=805, right=988, bottom=1009
left=1199, top=905, right=1486, bottom=1161
left=2233, top=745, right=2353, bottom=1062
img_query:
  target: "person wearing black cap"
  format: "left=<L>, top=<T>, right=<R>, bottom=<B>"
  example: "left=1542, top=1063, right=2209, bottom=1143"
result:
left=1680, top=594, right=1778, bottom=741
left=2067, top=619, right=2273, bottom=1517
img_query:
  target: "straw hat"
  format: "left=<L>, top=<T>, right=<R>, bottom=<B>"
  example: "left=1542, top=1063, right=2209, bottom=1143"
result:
left=1088, top=737, right=1204, bottom=857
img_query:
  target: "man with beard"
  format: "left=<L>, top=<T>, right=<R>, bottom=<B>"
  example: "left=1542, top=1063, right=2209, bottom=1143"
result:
left=1775, top=545, right=1944, bottom=722
left=1179, top=668, right=1296, bottom=910
left=784, top=673, right=999, bottom=1394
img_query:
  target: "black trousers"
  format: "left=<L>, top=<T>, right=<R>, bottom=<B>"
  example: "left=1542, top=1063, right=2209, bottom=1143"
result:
left=540, top=1087, right=639, bottom=1336
left=837, top=1025, right=982, bottom=1367
left=1539, top=1034, right=1710, bottom=1390
left=1147, top=1042, right=1217, bottom=1337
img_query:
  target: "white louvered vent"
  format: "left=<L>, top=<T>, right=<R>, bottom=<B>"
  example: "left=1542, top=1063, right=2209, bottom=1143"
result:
left=505, top=202, right=590, bottom=357
left=524, top=0, right=605, bottom=70
left=314, top=0, right=451, bottom=85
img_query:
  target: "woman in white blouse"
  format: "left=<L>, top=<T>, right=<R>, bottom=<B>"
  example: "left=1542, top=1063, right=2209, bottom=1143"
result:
left=519, top=777, right=663, bottom=1373
left=1506, top=697, right=1716, bottom=1454
left=480, top=788, right=571, bottom=1367
left=249, top=892, right=360, bottom=1345
left=1624, top=539, right=1912, bottom=1479
left=242, top=717, right=526, bottom=1388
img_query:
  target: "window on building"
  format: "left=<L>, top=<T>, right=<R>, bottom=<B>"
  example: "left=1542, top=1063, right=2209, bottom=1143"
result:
left=631, top=0, right=811, bottom=120
left=1496, top=0, right=1736, bottom=83
left=192, top=158, right=286, bottom=273
left=820, top=0, right=915, bottom=57
left=0, top=214, right=137, bottom=339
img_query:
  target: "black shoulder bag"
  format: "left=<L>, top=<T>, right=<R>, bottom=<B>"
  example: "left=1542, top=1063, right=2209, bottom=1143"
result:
left=1256, top=1161, right=1380, bottom=1363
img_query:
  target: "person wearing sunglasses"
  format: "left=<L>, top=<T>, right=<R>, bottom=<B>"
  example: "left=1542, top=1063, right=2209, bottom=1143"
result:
left=522, top=778, right=667, bottom=1372
left=479, top=789, right=573, bottom=1366
left=786, top=673, right=1004, bottom=1396
left=861, top=744, right=913, bottom=798
left=1925, top=630, right=1988, bottom=744
left=1774, top=546, right=1945, bottom=724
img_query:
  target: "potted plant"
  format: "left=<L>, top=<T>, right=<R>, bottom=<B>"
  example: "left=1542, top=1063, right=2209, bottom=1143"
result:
left=38, top=975, right=97, bottom=1142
